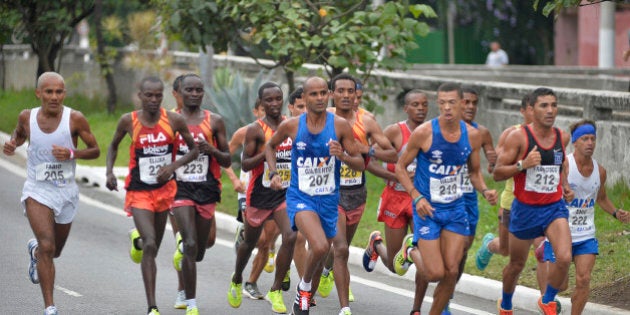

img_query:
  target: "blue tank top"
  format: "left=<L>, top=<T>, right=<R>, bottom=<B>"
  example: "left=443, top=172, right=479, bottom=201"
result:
left=462, top=121, right=478, bottom=205
left=289, top=112, right=340, bottom=197
left=415, top=119, right=471, bottom=211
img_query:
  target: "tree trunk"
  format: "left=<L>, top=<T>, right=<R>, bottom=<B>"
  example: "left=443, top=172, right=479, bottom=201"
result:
left=0, top=44, right=5, bottom=90
left=94, top=0, right=117, bottom=114
left=200, top=44, right=215, bottom=109
left=285, top=70, right=295, bottom=94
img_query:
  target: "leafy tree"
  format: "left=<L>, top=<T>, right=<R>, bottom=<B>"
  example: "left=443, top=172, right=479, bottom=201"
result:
left=159, top=0, right=436, bottom=93
left=533, top=0, right=622, bottom=17
left=0, top=0, right=95, bottom=78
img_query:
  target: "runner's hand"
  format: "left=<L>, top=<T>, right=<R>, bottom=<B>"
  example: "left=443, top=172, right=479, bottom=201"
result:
left=482, top=189, right=498, bottom=205
left=3, top=139, right=16, bottom=155
left=562, top=185, right=575, bottom=203
left=414, top=197, right=434, bottom=219
left=523, top=145, right=541, bottom=169
left=106, top=173, right=118, bottom=191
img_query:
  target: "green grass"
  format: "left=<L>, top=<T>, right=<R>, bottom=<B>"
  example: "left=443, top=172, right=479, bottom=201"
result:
left=3, top=89, right=630, bottom=297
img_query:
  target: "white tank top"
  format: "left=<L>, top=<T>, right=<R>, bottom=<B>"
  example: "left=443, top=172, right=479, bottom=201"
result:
left=26, top=106, right=76, bottom=187
left=566, top=153, right=599, bottom=243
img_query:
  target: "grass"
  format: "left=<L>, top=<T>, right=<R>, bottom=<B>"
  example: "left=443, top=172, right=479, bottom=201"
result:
left=2, top=89, right=629, bottom=297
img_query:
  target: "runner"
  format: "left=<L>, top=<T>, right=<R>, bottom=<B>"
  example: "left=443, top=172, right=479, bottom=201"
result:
left=264, top=76, right=364, bottom=315
left=540, top=119, right=630, bottom=315
left=319, top=74, right=397, bottom=315
left=493, top=87, right=573, bottom=315
left=171, top=74, right=231, bottom=315
left=105, top=76, right=199, bottom=315
left=3, top=72, right=100, bottom=315
left=393, top=82, right=498, bottom=315
left=362, top=89, right=428, bottom=314
left=227, top=82, right=296, bottom=314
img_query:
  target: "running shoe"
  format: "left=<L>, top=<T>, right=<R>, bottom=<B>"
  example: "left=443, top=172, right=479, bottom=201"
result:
left=318, top=270, right=334, bottom=298
left=348, top=287, right=354, bottom=302
left=282, top=269, right=291, bottom=291
left=129, top=228, right=143, bottom=264
left=227, top=279, right=243, bottom=308
left=148, top=307, right=160, bottom=315
left=362, top=231, right=382, bottom=272
left=174, top=290, right=186, bottom=309
left=409, top=310, right=420, bottom=315
left=265, top=289, right=287, bottom=313
left=475, top=233, right=494, bottom=271
left=234, top=224, right=244, bottom=253
left=27, top=238, right=39, bottom=284
left=243, top=282, right=264, bottom=300
left=173, top=232, right=183, bottom=271
left=264, top=251, right=276, bottom=273
left=555, top=298, right=563, bottom=314
left=185, top=307, right=199, bottom=315
left=393, top=234, right=414, bottom=276
left=44, top=305, right=57, bottom=315
left=497, top=299, right=513, bottom=315
left=441, top=300, right=451, bottom=315
left=535, top=240, right=546, bottom=263
left=338, top=307, right=352, bottom=315
left=292, top=285, right=312, bottom=315
left=537, top=296, right=558, bottom=315
left=310, top=297, right=317, bottom=307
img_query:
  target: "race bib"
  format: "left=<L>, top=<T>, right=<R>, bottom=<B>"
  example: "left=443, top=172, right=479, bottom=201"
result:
left=525, top=165, right=559, bottom=193
left=340, top=162, right=363, bottom=186
left=298, top=164, right=335, bottom=196
left=569, top=207, right=595, bottom=234
left=35, top=162, right=73, bottom=187
left=138, top=155, right=170, bottom=184
left=262, top=162, right=291, bottom=189
left=175, top=154, right=208, bottom=182
left=429, top=175, right=461, bottom=203
left=461, top=165, right=473, bottom=193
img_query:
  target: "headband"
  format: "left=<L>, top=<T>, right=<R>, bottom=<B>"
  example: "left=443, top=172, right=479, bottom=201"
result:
left=571, top=124, right=596, bottom=143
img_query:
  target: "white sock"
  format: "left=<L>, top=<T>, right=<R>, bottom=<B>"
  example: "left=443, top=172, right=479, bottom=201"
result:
left=186, top=298, right=196, bottom=308
left=299, top=279, right=312, bottom=292
left=406, top=247, right=414, bottom=260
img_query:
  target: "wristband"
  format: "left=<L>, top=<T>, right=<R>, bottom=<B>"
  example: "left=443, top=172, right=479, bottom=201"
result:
left=69, top=149, right=75, bottom=160
left=368, top=146, right=375, bottom=157
left=413, top=195, right=424, bottom=205
left=613, top=209, right=618, bottom=219
left=268, top=170, right=278, bottom=181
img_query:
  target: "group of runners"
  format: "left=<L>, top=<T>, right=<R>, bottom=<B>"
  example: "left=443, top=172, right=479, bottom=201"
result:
left=4, top=71, right=629, bottom=315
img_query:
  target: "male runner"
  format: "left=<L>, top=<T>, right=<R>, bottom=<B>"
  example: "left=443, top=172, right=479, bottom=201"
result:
left=540, top=119, right=630, bottom=315
left=264, top=76, right=364, bottom=315
left=106, top=76, right=199, bottom=315
left=4, top=72, right=100, bottom=315
left=319, top=74, right=396, bottom=315
left=493, top=87, right=573, bottom=315
left=362, top=89, right=429, bottom=315
left=227, top=82, right=296, bottom=314
left=393, top=83, right=497, bottom=315
left=171, top=74, right=231, bottom=315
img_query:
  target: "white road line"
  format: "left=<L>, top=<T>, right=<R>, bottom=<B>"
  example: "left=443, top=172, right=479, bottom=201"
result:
left=0, top=158, right=492, bottom=313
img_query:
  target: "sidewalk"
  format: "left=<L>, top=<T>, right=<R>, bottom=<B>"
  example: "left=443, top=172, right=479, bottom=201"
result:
left=2, top=131, right=628, bottom=314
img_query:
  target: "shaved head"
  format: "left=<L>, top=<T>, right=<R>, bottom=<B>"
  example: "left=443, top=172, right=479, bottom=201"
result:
left=303, top=76, right=328, bottom=92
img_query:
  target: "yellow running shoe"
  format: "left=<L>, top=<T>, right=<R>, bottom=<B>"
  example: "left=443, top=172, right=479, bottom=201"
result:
left=281, top=269, right=291, bottom=291
left=227, top=280, right=243, bottom=308
left=148, top=307, right=160, bottom=315
left=348, top=286, right=354, bottom=302
left=265, top=289, right=287, bottom=313
left=318, top=270, right=334, bottom=298
left=185, top=307, right=199, bottom=315
left=173, top=232, right=183, bottom=271
left=393, top=234, right=414, bottom=276
left=264, top=251, right=276, bottom=273
left=128, top=228, right=143, bottom=264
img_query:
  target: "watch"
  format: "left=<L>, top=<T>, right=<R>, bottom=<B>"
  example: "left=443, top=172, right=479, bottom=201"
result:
left=516, top=160, right=524, bottom=171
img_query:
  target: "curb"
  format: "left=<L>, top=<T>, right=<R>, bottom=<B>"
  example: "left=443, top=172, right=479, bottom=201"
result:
left=2, top=131, right=628, bottom=314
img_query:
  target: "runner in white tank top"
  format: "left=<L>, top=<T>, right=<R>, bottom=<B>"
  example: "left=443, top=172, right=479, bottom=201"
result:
left=3, top=72, right=100, bottom=315
left=540, top=120, right=630, bottom=315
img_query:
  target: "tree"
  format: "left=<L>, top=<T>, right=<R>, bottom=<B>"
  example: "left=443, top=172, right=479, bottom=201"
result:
left=0, top=1, right=95, bottom=79
left=0, top=9, right=20, bottom=89
left=533, top=0, right=623, bottom=17
left=94, top=0, right=117, bottom=114
left=159, top=0, right=436, bottom=92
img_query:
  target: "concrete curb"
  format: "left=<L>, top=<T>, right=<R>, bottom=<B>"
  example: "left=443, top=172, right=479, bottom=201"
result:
left=2, top=130, right=628, bottom=314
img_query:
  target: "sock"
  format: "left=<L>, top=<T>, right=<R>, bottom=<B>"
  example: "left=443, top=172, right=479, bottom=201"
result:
left=299, top=279, right=312, bottom=292
left=186, top=298, right=197, bottom=308
left=322, top=267, right=331, bottom=277
left=406, top=247, right=414, bottom=261
left=542, top=284, right=559, bottom=304
left=501, top=291, right=513, bottom=310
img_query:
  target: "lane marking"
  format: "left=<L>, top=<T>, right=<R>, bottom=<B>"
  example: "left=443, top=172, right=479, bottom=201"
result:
left=0, top=158, right=492, bottom=313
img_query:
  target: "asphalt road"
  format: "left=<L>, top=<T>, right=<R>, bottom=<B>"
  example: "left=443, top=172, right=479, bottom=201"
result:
left=0, top=155, right=537, bottom=315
